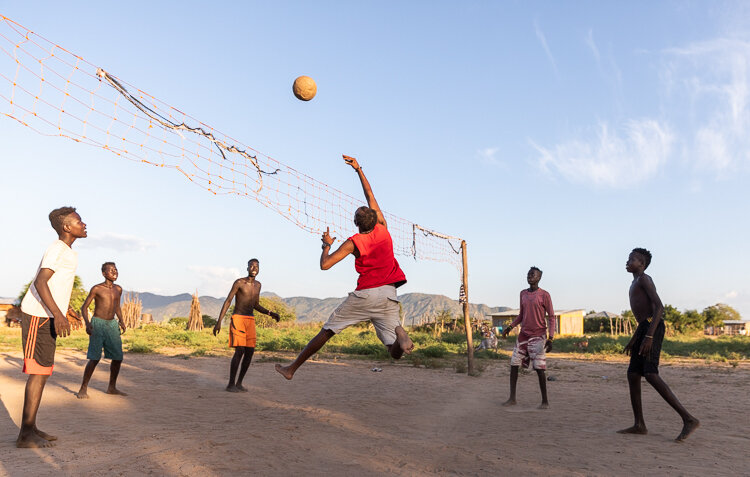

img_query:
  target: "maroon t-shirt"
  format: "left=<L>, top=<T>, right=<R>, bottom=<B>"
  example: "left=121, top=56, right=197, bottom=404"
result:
left=509, top=288, right=556, bottom=338
left=349, top=223, right=407, bottom=290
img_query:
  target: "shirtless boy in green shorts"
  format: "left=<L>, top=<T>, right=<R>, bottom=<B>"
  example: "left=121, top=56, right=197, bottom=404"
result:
left=76, top=262, right=127, bottom=399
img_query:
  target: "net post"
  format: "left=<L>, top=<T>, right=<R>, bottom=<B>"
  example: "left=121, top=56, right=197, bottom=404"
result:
left=461, top=240, right=474, bottom=375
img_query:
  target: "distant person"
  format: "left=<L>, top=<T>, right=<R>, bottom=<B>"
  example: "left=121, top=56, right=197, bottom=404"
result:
left=618, top=248, right=699, bottom=441
left=275, top=155, right=414, bottom=380
left=17, top=207, right=87, bottom=447
left=214, top=259, right=280, bottom=392
left=75, top=262, right=127, bottom=399
left=502, top=267, right=555, bottom=409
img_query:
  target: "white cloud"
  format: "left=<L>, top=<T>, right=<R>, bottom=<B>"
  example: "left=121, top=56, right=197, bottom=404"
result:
left=531, top=119, right=673, bottom=187
left=477, top=147, right=501, bottom=165
left=585, top=29, right=601, bottom=64
left=725, top=290, right=739, bottom=299
left=534, top=20, right=559, bottom=78
left=80, top=233, right=156, bottom=252
left=187, top=265, right=242, bottom=296
left=663, top=38, right=750, bottom=174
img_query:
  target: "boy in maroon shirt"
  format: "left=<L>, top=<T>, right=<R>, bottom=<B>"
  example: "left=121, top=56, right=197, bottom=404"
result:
left=276, top=155, right=414, bottom=380
left=502, top=267, right=555, bottom=409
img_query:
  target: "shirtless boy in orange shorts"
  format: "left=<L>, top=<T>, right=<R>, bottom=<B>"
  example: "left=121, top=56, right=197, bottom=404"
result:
left=214, top=259, right=279, bottom=392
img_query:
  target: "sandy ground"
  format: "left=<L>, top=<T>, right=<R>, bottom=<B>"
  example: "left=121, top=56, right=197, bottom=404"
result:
left=0, top=350, right=748, bottom=477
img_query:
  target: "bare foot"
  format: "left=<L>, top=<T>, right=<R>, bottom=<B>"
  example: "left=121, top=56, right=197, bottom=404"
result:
left=617, top=425, right=648, bottom=435
left=675, top=418, right=700, bottom=442
left=75, top=389, right=89, bottom=399
left=236, top=384, right=249, bottom=393
left=34, top=427, right=57, bottom=441
left=225, top=384, right=241, bottom=392
left=395, top=327, right=414, bottom=354
left=106, top=388, right=128, bottom=396
left=275, top=364, right=294, bottom=380
left=16, top=431, right=55, bottom=448
left=501, top=398, right=516, bottom=407
left=538, top=402, right=549, bottom=409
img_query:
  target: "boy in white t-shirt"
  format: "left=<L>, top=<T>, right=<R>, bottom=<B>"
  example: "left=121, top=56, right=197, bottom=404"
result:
left=16, top=207, right=87, bottom=448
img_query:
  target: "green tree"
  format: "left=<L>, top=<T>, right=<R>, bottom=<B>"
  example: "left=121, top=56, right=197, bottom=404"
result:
left=202, top=314, right=217, bottom=328
left=703, top=303, right=741, bottom=328
left=252, top=297, right=296, bottom=328
left=662, top=304, right=684, bottom=333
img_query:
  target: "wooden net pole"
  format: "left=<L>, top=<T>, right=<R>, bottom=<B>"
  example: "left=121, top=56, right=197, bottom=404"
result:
left=461, top=240, right=474, bottom=375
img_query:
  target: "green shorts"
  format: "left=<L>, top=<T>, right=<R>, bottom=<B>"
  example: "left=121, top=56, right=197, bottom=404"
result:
left=87, top=317, right=124, bottom=361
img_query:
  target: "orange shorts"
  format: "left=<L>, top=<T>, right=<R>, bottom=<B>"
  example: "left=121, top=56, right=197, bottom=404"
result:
left=229, top=314, right=256, bottom=348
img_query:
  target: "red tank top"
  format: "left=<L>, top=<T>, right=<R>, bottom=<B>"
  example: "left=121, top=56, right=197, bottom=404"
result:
left=349, top=223, right=407, bottom=290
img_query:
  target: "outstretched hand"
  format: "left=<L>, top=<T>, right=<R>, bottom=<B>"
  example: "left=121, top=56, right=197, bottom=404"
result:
left=343, top=155, right=360, bottom=171
left=322, top=227, right=336, bottom=247
left=270, top=311, right=281, bottom=322
left=213, top=324, right=221, bottom=337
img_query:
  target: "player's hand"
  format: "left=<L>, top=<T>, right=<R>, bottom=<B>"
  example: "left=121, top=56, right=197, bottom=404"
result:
left=545, top=339, right=553, bottom=353
left=270, top=312, right=281, bottom=322
left=54, top=316, right=71, bottom=338
left=322, top=227, right=336, bottom=247
left=119, top=321, right=126, bottom=335
left=639, top=337, right=653, bottom=357
left=343, top=155, right=360, bottom=171
left=213, top=325, right=221, bottom=336
left=85, top=322, right=93, bottom=336
left=502, top=327, right=511, bottom=338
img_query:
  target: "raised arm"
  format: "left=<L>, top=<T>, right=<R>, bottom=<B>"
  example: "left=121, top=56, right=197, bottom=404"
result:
left=214, top=281, right=240, bottom=336
left=34, top=268, right=71, bottom=337
left=343, top=155, right=387, bottom=228
left=320, top=227, right=355, bottom=270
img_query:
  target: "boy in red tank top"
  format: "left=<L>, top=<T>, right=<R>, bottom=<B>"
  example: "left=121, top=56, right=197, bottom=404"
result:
left=276, top=156, right=414, bottom=380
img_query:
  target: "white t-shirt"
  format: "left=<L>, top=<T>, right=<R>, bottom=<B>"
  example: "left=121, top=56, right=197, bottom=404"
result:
left=20, top=240, right=79, bottom=318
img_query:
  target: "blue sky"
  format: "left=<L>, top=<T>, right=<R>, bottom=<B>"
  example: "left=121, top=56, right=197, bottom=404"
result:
left=1, top=1, right=749, bottom=318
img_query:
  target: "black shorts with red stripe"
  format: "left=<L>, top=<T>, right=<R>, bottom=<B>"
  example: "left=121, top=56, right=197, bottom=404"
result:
left=21, top=313, right=57, bottom=375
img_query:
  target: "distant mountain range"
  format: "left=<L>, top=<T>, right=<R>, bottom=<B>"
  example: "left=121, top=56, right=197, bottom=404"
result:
left=134, top=291, right=510, bottom=324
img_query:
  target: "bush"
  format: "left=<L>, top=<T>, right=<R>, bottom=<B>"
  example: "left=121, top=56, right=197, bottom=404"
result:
left=202, top=315, right=217, bottom=328
left=168, top=317, right=188, bottom=327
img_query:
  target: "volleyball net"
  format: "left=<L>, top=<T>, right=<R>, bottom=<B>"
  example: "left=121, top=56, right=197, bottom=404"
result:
left=0, top=15, right=465, bottom=282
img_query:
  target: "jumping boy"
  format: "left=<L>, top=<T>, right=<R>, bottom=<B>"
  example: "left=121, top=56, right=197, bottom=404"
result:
left=618, top=248, right=699, bottom=441
left=75, top=262, right=127, bottom=399
left=214, top=259, right=280, bottom=392
left=275, top=155, right=414, bottom=381
left=502, top=266, right=555, bottom=409
left=17, top=207, right=87, bottom=447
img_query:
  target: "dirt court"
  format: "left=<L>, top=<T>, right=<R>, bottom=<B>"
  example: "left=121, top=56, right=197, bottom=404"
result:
left=0, top=350, right=747, bottom=476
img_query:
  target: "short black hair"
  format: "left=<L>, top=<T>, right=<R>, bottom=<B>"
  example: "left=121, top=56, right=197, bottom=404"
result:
left=248, top=258, right=259, bottom=264
left=101, top=262, right=116, bottom=272
left=48, top=206, right=77, bottom=235
left=354, top=206, right=378, bottom=232
left=631, top=248, right=652, bottom=269
left=530, top=266, right=543, bottom=276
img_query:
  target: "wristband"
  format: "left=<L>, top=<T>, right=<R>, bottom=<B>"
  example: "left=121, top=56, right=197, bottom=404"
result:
left=645, top=335, right=653, bottom=339
left=322, top=243, right=330, bottom=250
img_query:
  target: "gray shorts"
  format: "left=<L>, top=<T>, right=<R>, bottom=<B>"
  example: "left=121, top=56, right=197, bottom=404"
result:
left=324, top=284, right=401, bottom=345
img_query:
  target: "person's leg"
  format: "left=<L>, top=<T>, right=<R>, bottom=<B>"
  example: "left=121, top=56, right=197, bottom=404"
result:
left=235, top=347, right=255, bottom=391
left=536, top=369, right=549, bottom=409
left=226, top=347, right=245, bottom=391
left=106, top=360, right=127, bottom=395
left=17, top=375, right=54, bottom=448
left=502, top=366, right=519, bottom=406
left=617, top=372, right=648, bottom=434
left=644, top=373, right=700, bottom=441
left=275, top=328, right=335, bottom=380
left=76, top=359, right=100, bottom=399
left=387, top=326, right=414, bottom=359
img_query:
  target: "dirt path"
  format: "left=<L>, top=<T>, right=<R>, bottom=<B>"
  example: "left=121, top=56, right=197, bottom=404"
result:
left=0, top=351, right=747, bottom=476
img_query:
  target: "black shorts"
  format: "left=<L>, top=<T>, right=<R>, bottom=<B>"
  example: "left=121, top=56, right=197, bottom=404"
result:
left=21, top=313, right=57, bottom=375
left=627, top=319, right=665, bottom=375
